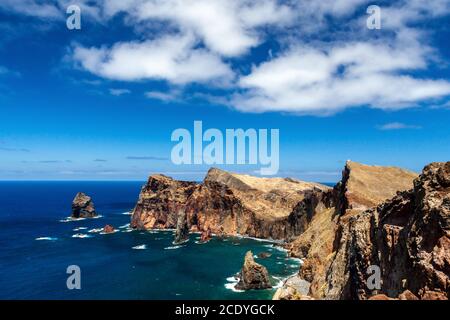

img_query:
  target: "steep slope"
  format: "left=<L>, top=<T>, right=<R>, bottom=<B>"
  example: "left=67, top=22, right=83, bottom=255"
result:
left=324, top=162, right=450, bottom=300
left=286, top=161, right=418, bottom=298
left=131, top=168, right=330, bottom=240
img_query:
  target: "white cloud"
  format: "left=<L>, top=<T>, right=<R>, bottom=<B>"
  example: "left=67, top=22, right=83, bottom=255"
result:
left=109, top=88, right=131, bottom=96
left=103, top=0, right=295, bottom=56
left=4, top=0, right=450, bottom=116
left=378, top=122, right=422, bottom=130
left=234, top=37, right=450, bottom=114
left=72, top=33, right=234, bottom=84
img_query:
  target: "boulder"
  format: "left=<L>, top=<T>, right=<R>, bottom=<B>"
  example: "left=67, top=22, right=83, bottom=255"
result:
left=103, top=225, right=115, bottom=234
left=273, top=275, right=310, bottom=300
left=257, top=252, right=272, bottom=259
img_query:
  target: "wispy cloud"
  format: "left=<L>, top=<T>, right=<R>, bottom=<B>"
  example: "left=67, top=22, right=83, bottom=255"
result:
left=377, top=122, right=422, bottom=130
left=109, top=88, right=131, bottom=96
left=145, top=89, right=181, bottom=102
left=126, top=156, right=168, bottom=161
left=21, top=160, right=72, bottom=164
left=0, top=146, right=30, bottom=152
left=93, top=159, right=107, bottom=162
left=0, top=65, right=21, bottom=77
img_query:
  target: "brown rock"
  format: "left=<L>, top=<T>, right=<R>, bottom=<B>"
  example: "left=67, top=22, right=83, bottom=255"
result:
left=334, top=161, right=418, bottom=217
left=398, top=290, right=419, bottom=300
left=236, top=251, right=271, bottom=290
left=103, top=225, right=115, bottom=233
left=322, top=162, right=449, bottom=300
left=257, top=252, right=272, bottom=259
left=174, top=210, right=189, bottom=244
left=199, top=228, right=212, bottom=243
left=368, top=294, right=396, bottom=300
left=421, top=291, right=448, bottom=300
left=288, top=161, right=417, bottom=299
left=130, top=168, right=330, bottom=240
left=273, top=274, right=311, bottom=300
left=71, top=192, right=97, bottom=218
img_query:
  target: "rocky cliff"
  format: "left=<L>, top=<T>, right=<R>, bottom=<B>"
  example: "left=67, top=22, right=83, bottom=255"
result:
left=131, top=168, right=330, bottom=240
left=286, top=161, right=418, bottom=298
left=323, top=162, right=450, bottom=300
left=129, top=160, right=449, bottom=300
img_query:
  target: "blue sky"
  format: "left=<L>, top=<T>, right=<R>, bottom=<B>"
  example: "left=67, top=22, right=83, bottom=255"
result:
left=0, top=0, right=449, bottom=182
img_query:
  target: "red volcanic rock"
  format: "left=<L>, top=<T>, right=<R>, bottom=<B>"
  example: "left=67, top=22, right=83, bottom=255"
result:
left=103, top=225, right=115, bottom=234
left=130, top=168, right=330, bottom=240
left=200, top=228, right=212, bottom=243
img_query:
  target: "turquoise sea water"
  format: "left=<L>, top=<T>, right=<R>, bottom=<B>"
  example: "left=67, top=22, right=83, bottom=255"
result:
left=0, top=181, right=302, bottom=299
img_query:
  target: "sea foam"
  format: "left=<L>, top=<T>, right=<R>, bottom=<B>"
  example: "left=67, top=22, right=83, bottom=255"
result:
left=35, top=237, right=58, bottom=241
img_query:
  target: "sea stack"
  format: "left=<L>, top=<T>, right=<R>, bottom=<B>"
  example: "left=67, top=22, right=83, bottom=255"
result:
left=174, top=210, right=189, bottom=244
left=71, top=192, right=97, bottom=218
left=199, top=228, right=212, bottom=243
left=236, top=251, right=272, bottom=290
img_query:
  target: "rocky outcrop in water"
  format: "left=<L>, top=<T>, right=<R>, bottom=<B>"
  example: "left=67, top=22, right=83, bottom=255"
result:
left=235, top=251, right=271, bottom=290
left=131, top=168, right=330, bottom=240
left=71, top=192, right=97, bottom=218
left=103, top=225, right=115, bottom=234
left=199, top=228, right=212, bottom=243
left=174, top=210, right=189, bottom=244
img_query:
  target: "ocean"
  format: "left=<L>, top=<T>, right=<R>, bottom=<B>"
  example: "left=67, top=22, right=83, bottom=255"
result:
left=0, top=181, right=302, bottom=300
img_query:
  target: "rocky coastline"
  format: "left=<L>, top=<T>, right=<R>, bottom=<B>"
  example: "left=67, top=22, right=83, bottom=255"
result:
left=129, top=161, right=449, bottom=300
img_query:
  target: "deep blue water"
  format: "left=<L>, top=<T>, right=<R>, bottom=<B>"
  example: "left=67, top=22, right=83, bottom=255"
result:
left=0, top=181, right=302, bottom=300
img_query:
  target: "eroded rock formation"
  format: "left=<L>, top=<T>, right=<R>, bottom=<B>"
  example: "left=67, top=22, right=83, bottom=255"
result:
left=174, top=210, right=189, bottom=244
left=131, top=168, right=330, bottom=240
left=235, top=251, right=271, bottom=290
left=71, top=192, right=97, bottom=218
left=287, top=161, right=418, bottom=299
left=324, top=162, right=450, bottom=300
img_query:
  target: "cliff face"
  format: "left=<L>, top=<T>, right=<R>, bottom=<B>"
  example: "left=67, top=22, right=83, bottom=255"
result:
left=324, top=162, right=450, bottom=300
left=131, top=168, right=330, bottom=240
left=287, top=161, right=418, bottom=298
